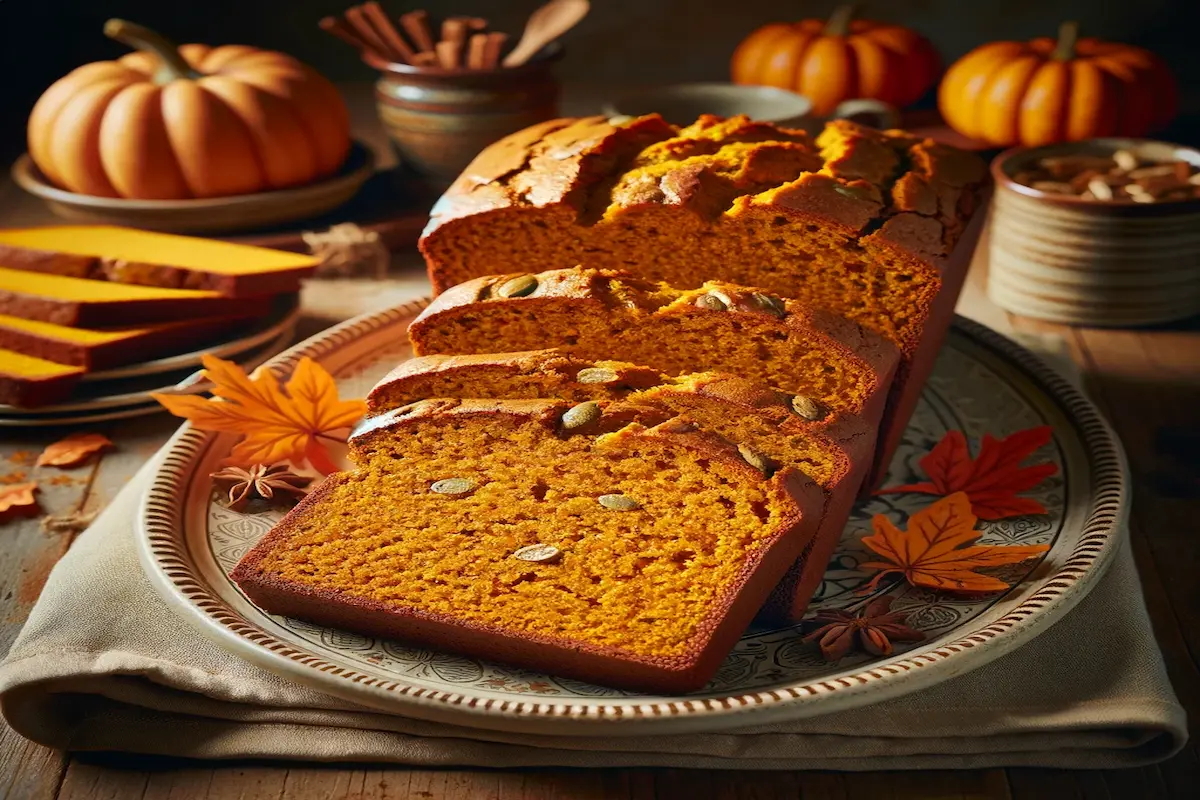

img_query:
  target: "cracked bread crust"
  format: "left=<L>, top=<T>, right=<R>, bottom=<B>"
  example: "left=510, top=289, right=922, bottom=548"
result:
left=420, top=114, right=986, bottom=295
left=231, top=398, right=824, bottom=693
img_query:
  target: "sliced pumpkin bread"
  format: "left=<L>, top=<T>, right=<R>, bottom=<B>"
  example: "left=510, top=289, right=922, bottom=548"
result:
left=368, top=351, right=872, bottom=621
left=231, top=398, right=824, bottom=693
left=407, top=267, right=900, bottom=440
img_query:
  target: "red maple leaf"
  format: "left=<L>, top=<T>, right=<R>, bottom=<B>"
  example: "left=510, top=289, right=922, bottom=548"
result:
left=877, top=426, right=1058, bottom=520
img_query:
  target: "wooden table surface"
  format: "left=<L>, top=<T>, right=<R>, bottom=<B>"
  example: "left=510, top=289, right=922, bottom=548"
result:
left=1, top=90, right=1198, bottom=800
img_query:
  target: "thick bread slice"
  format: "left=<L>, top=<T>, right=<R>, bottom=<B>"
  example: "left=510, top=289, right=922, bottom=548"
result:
left=368, top=350, right=873, bottom=621
left=231, top=398, right=824, bottom=694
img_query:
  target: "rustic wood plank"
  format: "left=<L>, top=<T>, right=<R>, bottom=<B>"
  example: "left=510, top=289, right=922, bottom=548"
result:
left=57, top=761, right=149, bottom=800
left=0, top=726, right=65, bottom=800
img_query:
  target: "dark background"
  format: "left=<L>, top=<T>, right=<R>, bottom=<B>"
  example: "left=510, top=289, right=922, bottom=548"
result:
left=2, top=0, right=1198, bottom=162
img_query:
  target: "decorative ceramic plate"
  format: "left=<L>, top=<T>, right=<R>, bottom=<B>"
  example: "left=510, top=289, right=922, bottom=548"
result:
left=0, top=321, right=296, bottom=426
left=138, top=300, right=1128, bottom=735
left=12, top=143, right=374, bottom=234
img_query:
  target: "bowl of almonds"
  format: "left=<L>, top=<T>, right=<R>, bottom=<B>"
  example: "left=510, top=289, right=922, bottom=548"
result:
left=988, top=138, right=1200, bottom=326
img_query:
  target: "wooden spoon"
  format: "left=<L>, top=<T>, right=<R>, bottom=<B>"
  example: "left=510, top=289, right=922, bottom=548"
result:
left=502, top=0, right=589, bottom=67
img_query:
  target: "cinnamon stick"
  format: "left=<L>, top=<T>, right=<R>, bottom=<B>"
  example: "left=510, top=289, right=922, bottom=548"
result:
left=362, top=1, right=416, bottom=63
left=466, top=33, right=488, bottom=69
left=399, top=9, right=435, bottom=52
left=410, top=50, right=438, bottom=66
left=345, top=5, right=397, bottom=61
left=318, top=16, right=373, bottom=54
left=435, top=39, right=463, bottom=69
left=441, top=17, right=468, bottom=46
left=481, top=31, right=508, bottom=68
left=446, top=15, right=488, bottom=32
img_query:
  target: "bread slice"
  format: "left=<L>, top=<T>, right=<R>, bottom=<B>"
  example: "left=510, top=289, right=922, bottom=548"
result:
left=408, top=267, right=899, bottom=439
left=231, top=398, right=824, bottom=693
left=0, top=225, right=317, bottom=297
left=0, top=348, right=84, bottom=407
left=368, top=350, right=873, bottom=620
left=0, top=267, right=268, bottom=326
left=0, top=312, right=257, bottom=370
left=419, top=114, right=987, bottom=483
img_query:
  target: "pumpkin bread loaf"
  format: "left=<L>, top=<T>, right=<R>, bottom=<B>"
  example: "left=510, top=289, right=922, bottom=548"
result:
left=231, top=398, right=824, bottom=693
left=368, top=351, right=874, bottom=620
left=0, top=226, right=318, bottom=297
left=407, top=267, right=900, bottom=439
left=419, top=114, right=987, bottom=481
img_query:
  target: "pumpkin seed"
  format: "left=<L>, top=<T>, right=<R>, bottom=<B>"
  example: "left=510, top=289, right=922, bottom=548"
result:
left=577, top=367, right=620, bottom=384
left=598, top=493, right=641, bottom=511
left=790, top=395, right=827, bottom=421
left=694, top=292, right=727, bottom=312
left=751, top=292, right=786, bottom=317
left=496, top=274, right=538, bottom=298
left=561, top=401, right=601, bottom=430
left=834, top=184, right=871, bottom=200
left=514, top=543, right=561, bottom=563
left=658, top=419, right=698, bottom=434
left=430, top=478, right=476, bottom=496
left=737, top=444, right=774, bottom=477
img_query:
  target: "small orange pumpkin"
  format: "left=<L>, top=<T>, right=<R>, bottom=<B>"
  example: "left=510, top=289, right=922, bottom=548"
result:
left=939, top=22, right=1178, bottom=147
left=28, top=19, right=351, bottom=200
left=731, top=4, right=941, bottom=116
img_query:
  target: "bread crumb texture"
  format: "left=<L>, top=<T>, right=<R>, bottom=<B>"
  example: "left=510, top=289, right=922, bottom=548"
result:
left=249, top=412, right=793, bottom=658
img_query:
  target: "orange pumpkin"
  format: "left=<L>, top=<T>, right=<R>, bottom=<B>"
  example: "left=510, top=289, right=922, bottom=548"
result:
left=731, top=5, right=941, bottom=116
left=939, top=22, right=1178, bottom=147
left=28, top=19, right=351, bottom=200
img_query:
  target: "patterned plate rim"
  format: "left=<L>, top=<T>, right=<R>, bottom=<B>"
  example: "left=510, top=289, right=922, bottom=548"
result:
left=137, top=300, right=1129, bottom=736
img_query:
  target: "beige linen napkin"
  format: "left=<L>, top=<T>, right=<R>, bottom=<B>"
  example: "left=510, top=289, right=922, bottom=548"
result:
left=0, top=330, right=1186, bottom=769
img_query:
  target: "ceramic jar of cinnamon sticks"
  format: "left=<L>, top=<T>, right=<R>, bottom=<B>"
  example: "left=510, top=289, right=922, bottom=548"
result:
left=367, top=45, right=562, bottom=183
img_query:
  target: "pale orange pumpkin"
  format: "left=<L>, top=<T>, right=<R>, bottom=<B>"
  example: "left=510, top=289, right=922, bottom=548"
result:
left=27, top=19, right=351, bottom=200
left=731, top=5, right=941, bottom=117
left=939, top=22, right=1178, bottom=147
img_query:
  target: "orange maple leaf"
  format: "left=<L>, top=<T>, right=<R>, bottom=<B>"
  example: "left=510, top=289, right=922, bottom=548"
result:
left=36, top=433, right=114, bottom=468
left=877, top=426, right=1058, bottom=520
left=152, top=355, right=366, bottom=474
left=860, top=492, right=1050, bottom=593
left=0, top=482, right=40, bottom=522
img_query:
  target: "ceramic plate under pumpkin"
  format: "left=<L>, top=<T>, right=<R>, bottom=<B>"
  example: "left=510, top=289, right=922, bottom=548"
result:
left=11, top=143, right=375, bottom=235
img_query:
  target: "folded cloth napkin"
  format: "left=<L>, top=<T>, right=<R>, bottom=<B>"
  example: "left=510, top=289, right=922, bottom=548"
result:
left=0, top=334, right=1186, bottom=770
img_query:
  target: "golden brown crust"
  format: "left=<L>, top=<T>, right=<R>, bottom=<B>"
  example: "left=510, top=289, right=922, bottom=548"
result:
left=233, top=399, right=824, bottom=693
left=421, top=114, right=987, bottom=285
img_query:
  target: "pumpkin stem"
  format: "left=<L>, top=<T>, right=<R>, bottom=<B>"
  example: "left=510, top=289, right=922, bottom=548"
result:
left=104, top=18, right=199, bottom=83
left=824, top=4, right=860, bottom=36
left=1052, top=20, right=1080, bottom=60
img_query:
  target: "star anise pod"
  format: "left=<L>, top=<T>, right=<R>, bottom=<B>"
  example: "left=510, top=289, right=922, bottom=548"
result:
left=802, top=596, right=925, bottom=662
left=210, top=463, right=312, bottom=512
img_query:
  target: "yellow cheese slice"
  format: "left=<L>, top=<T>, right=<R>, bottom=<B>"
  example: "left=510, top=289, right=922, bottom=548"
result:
left=0, top=225, right=317, bottom=275
left=0, top=313, right=191, bottom=344
left=0, top=347, right=84, bottom=379
left=0, top=266, right=221, bottom=303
